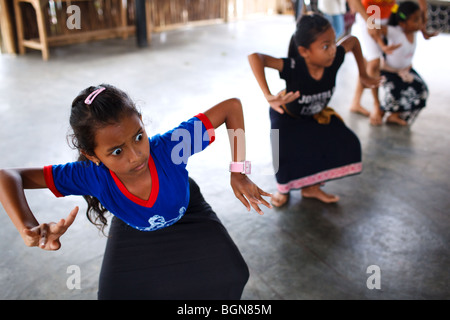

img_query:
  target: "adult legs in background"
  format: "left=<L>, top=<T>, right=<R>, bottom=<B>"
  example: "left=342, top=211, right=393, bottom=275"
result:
left=351, top=57, right=383, bottom=125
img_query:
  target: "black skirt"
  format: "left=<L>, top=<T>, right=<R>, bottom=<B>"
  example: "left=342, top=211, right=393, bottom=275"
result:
left=98, top=178, right=249, bottom=300
left=380, top=68, right=428, bottom=123
left=270, top=108, right=362, bottom=193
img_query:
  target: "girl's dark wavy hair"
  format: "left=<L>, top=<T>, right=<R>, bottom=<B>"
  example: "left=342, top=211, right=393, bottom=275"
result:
left=288, top=12, right=332, bottom=58
left=68, top=84, right=141, bottom=234
left=388, top=1, right=420, bottom=26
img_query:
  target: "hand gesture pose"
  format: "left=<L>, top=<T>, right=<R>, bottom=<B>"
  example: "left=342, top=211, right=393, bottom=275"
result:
left=230, top=173, right=272, bottom=215
left=360, top=73, right=383, bottom=89
left=0, top=168, right=79, bottom=251
left=380, top=42, right=402, bottom=55
left=22, top=207, right=78, bottom=250
left=265, top=91, right=300, bottom=114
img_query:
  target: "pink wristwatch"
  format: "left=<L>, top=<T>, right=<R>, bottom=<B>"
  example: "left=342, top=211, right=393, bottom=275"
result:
left=229, top=161, right=251, bottom=174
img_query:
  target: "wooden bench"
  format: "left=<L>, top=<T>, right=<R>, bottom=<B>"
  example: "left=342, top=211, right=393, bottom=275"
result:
left=9, top=0, right=293, bottom=60
left=13, top=0, right=135, bottom=60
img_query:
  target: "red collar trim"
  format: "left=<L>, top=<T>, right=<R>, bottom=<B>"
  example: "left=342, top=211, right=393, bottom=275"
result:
left=110, top=155, right=159, bottom=208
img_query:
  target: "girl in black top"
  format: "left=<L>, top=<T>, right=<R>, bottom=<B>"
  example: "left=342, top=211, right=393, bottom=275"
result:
left=248, top=13, right=380, bottom=207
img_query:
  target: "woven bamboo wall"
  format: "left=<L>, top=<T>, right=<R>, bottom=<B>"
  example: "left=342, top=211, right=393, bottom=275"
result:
left=1, top=0, right=293, bottom=54
left=20, top=0, right=135, bottom=40
left=148, top=0, right=291, bottom=31
left=228, top=0, right=284, bottom=18
left=148, top=0, right=226, bottom=31
left=16, top=0, right=289, bottom=41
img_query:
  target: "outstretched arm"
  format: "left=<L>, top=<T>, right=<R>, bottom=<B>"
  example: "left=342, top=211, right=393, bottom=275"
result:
left=0, top=168, right=78, bottom=250
left=248, top=53, right=300, bottom=114
left=203, top=98, right=272, bottom=214
left=338, top=35, right=382, bottom=88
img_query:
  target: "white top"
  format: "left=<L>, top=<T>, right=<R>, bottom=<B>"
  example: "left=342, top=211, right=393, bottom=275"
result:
left=384, top=25, right=417, bottom=70
left=318, top=0, right=347, bottom=15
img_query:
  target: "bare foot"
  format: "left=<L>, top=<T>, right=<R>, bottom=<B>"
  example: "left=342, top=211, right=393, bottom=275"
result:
left=271, top=192, right=289, bottom=207
left=386, top=113, right=408, bottom=126
left=370, top=110, right=384, bottom=126
left=350, top=104, right=370, bottom=117
left=301, top=185, right=339, bottom=203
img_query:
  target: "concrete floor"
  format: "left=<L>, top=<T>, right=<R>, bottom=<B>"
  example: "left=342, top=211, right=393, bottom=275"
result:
left=0, top=15, right=449, bottom=300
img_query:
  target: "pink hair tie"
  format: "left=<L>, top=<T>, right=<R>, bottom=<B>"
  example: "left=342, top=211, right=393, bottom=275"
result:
left=84, top=87, right=106, bottom=105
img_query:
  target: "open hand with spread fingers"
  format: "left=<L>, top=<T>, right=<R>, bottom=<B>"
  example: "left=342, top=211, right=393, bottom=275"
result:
left=265, top=90, right=300, bottom=114
left=230, top=173, right=272, bottom=215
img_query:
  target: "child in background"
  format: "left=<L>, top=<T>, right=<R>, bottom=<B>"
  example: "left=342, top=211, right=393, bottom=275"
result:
left=347, top=0, right=429, bottom=125
left=248, top=13, right=380, bottom=207
left=0, top=84, right=271, bottom=299
left=375, top=1, right=436, bottom=125
left=318, top=0, right=347, bottom=40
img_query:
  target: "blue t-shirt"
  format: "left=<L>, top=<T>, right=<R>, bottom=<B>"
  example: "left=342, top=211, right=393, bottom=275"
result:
left=44, top=114, right=215, bottom=231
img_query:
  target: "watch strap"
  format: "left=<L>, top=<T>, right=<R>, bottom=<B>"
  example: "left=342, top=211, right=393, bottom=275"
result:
left=229, top=161, right=251, bottom=174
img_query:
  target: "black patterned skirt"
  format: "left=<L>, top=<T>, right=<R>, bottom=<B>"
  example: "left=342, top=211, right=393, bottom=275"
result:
left=380, top=68, right=428, bottom=123
left=270, top=108, right=362, bottom=194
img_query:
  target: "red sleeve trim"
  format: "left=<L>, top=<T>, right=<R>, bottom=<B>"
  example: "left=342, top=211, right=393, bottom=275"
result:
left=195, top=113, right=215, bottom=144
left=43, top=165, right=64, bottom=198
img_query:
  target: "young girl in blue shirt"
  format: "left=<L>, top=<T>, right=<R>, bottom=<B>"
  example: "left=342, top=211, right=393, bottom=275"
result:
left=0, top=84, right=271, bottom=299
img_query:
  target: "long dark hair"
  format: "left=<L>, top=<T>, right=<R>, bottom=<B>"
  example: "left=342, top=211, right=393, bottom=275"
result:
left=388, top=1, right=420, bottom=26
left=68, top=84, right=141, bottom=233
left=288, top=12, right=332, bottom=58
